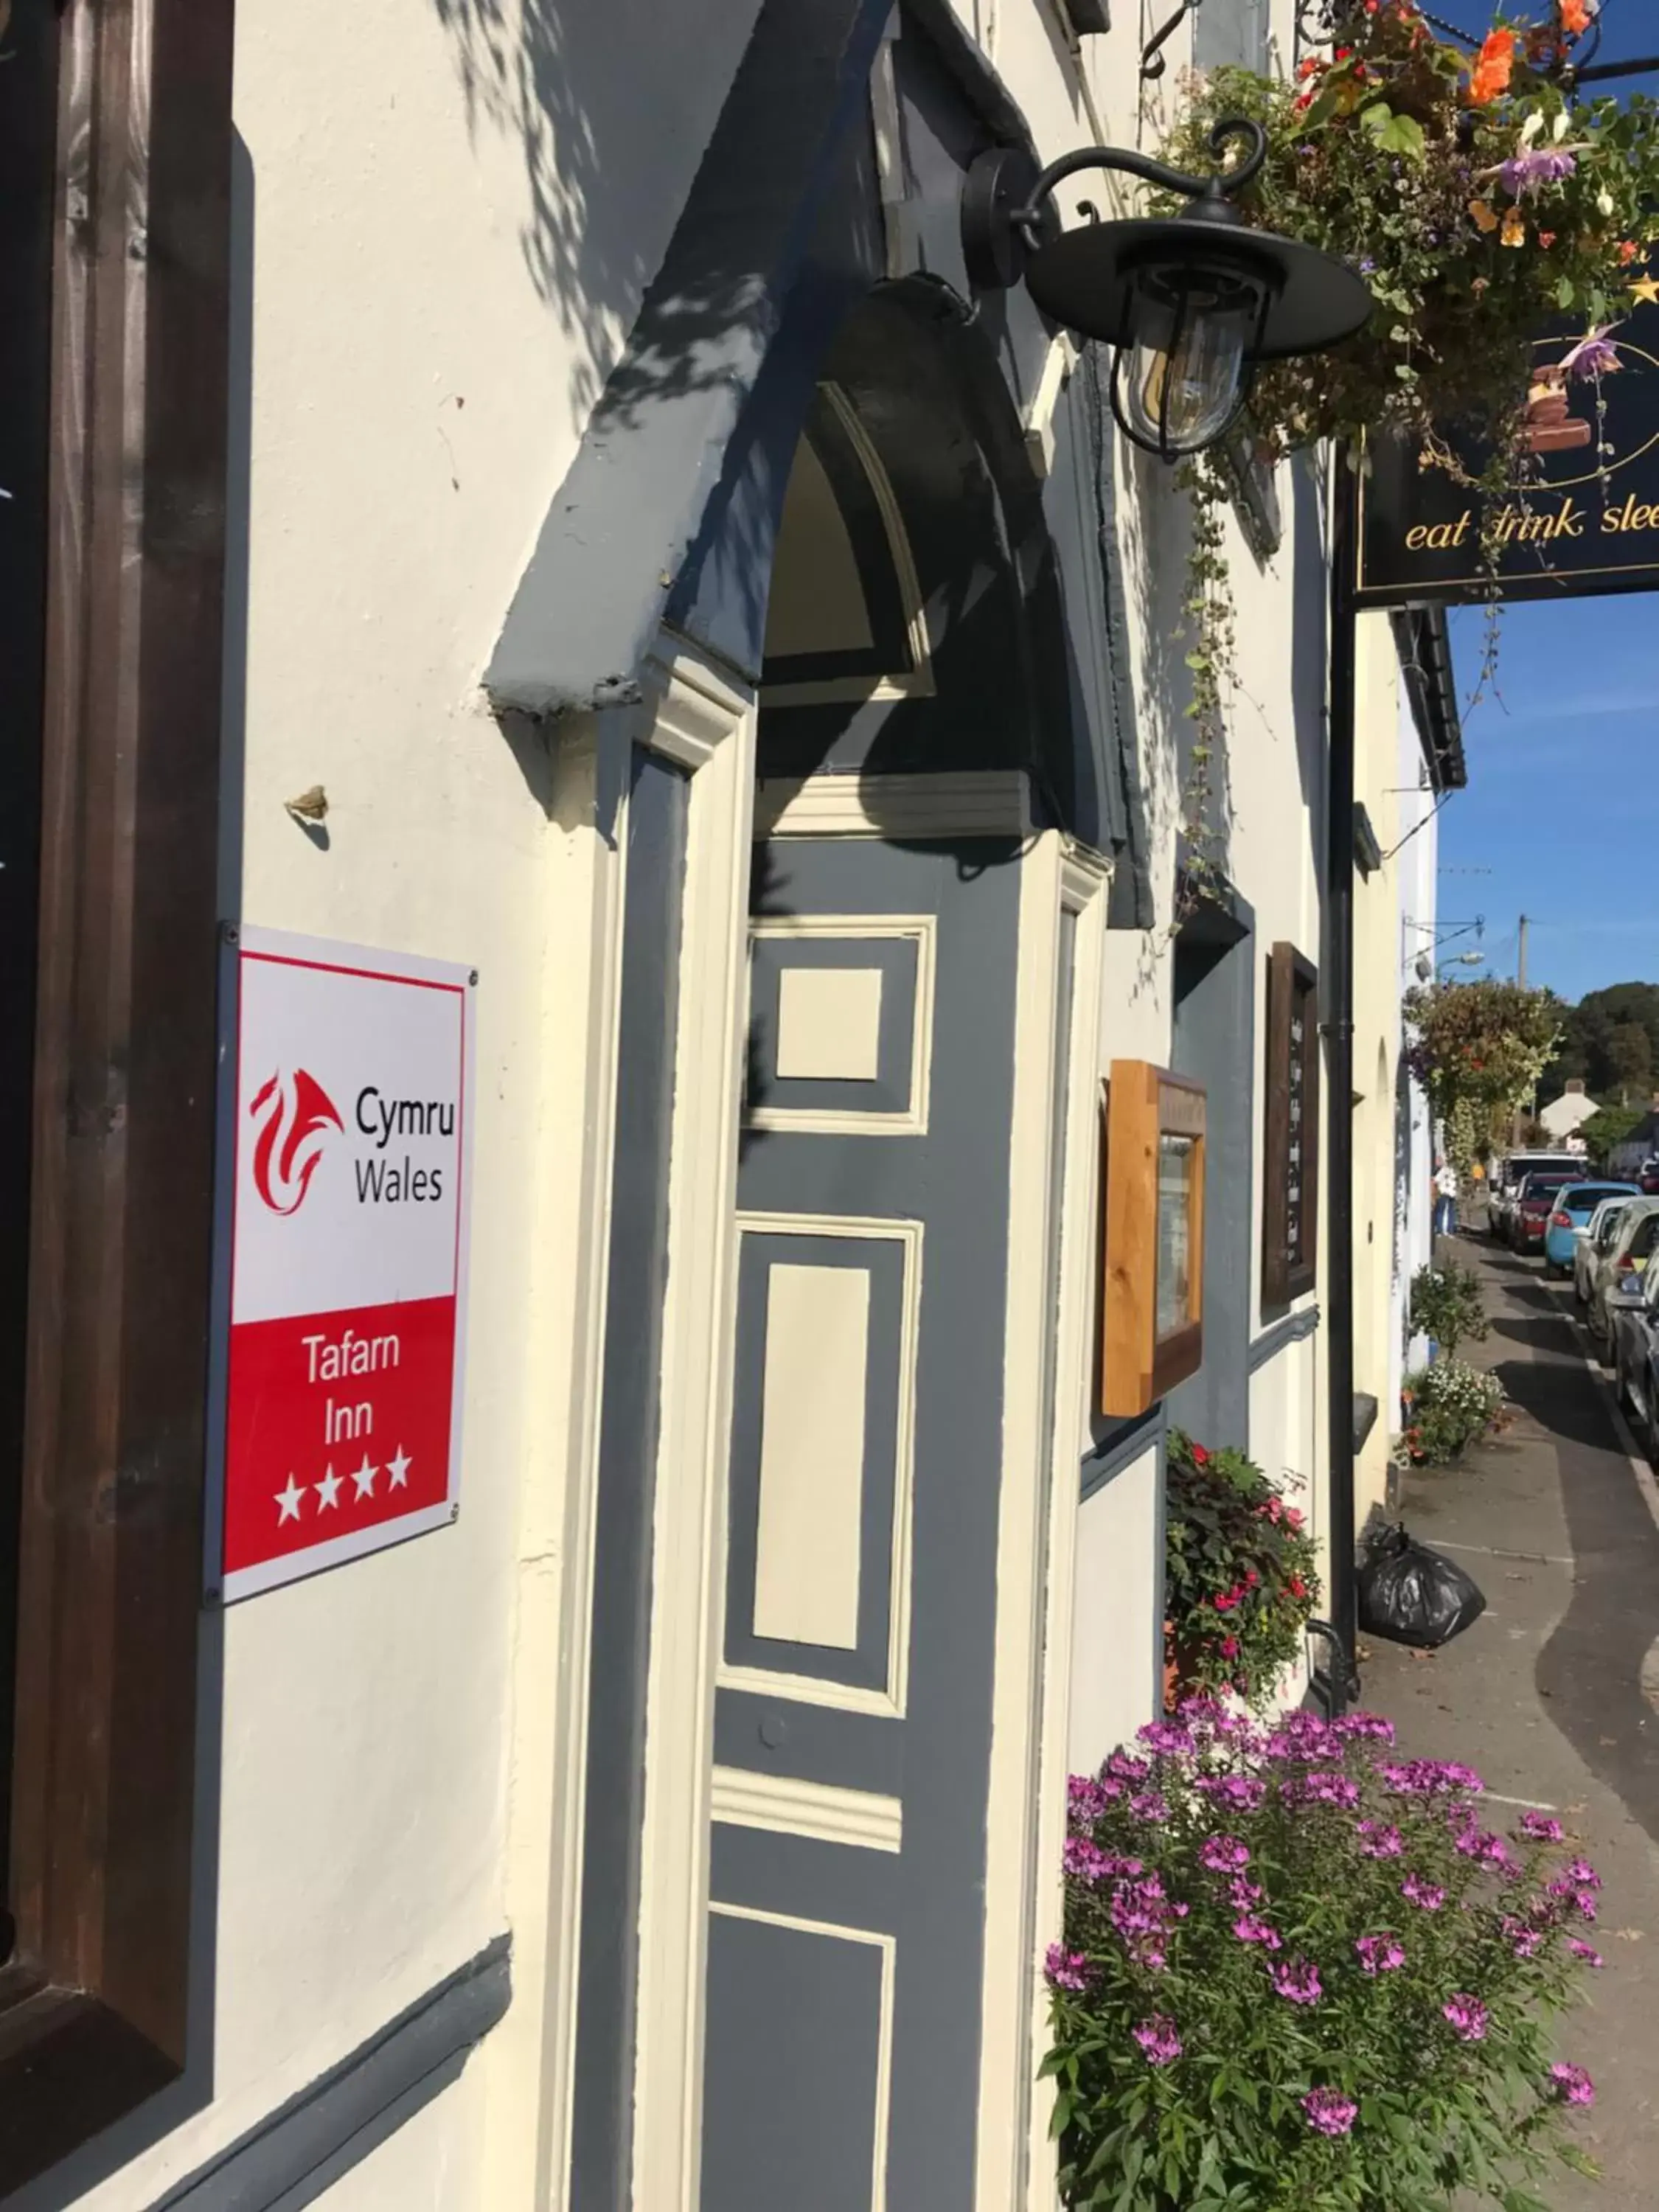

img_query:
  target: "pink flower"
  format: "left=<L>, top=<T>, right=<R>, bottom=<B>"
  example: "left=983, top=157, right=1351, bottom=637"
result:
left=1045, top=1944, right=1091, bottom=1992
left=1568, top=1938, right=1604, bottom=1969
left=1220, top=1635, right=1239, bottom=1658
left=1200, top=1835, right=1251, bottom=1871
left=1355, top=1933, right=1406, bottom=1975
left=1132, top=2015, right=1183, bottom=2065
left=1272, top=1958, right=1323, bottom=2006
left=1357, top=1822, right=1404, bottom=1860
left=1550, top=2062, right=1596, bottom=2107
left=1519, top=1811, right=1564, bottom=1843
left=1232, top=1915, right=1282, bottom=1950
left=1402, top=1875, right=1446, bottom=1912
left=1301, top=2087, right=1358, bottom=2137
left=1443, top=1993, right=1489, bottom=2042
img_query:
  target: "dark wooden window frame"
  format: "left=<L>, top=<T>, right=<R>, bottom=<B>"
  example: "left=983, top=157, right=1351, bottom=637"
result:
left=1262, top=943, right=1321, bottom=1310
left=0, top=0, right=232, bottom=2189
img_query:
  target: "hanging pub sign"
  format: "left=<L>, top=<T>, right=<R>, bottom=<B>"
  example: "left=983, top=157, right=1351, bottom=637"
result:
left=212, top=927, right=476, bottom=1601
left=1355, top=275, right=1659, bottom=608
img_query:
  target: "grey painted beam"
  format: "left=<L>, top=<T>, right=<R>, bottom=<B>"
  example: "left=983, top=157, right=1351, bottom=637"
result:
left=484, top=0, right=895, bottom=720
left=146, top=1939, right=509, bottom=2212
left=1247, top=1303, right=1321, bottom=1374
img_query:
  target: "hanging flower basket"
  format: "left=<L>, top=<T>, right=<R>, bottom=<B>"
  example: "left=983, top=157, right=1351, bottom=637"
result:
left=1155, top=2, right=1659, bottom=462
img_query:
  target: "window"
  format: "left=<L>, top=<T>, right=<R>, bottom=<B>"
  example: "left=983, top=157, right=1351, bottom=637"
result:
left=1262, top=944, right=1320, bottom=1308
left=1194, top=0, right=1269, bottom=73
left=0, top=1, right=232, bottom=2187
left=1102, top=1063, right=1207, bottom=1416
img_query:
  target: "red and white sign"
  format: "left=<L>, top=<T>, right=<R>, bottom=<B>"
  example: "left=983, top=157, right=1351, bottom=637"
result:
left=218, top=927, right=474, bottom=1601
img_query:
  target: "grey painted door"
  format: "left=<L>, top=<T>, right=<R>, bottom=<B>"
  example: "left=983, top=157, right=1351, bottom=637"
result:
left=700, top=832, right=1023, bottom=2211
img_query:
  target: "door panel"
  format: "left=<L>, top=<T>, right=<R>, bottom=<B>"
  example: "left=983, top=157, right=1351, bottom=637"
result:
left=700, top=834, right=1022, bottom=2210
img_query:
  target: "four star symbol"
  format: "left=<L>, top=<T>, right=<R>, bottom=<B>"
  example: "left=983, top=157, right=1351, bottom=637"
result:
left=273, top=1446, right=418, bottom=1523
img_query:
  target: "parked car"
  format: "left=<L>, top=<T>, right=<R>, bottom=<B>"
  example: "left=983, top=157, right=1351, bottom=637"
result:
left=1543, top=1181, right=1641, bottom=1276
left=1489, top=1152, right=1590, bottom=1242
left=1613, top=1254, right=1659, bottom=1450
left=1575, top=1195, right=1635, bottom=1304
left=1509, top=1170, right=1590, bottom=1255
left=1587, top=1197, right=1659, bottom=1344
left=1639, top=1157, right=1659, bottom=1197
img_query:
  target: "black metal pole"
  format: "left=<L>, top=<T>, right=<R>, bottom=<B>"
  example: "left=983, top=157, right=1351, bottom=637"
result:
left=1324, top=454, right=1360, bottom=1712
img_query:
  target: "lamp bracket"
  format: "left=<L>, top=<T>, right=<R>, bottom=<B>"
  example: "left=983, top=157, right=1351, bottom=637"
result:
left=961, top=119, right=1267, bottom=297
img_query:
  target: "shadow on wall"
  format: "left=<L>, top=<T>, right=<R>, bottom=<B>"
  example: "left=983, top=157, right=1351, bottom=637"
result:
left=428, top=0, right=765, bottom=423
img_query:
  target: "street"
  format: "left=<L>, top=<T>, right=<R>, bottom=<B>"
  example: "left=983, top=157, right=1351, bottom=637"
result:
left=1366, top=1231, right=1659, bottom=2203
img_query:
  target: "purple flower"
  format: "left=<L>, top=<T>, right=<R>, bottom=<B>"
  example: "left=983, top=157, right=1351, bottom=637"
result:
left=1513, top=1930, right=1543, bottom=1960
left=1550, top=2062, right=1596, bottom=2107
left=1357, top=1820, right=1404, bottom=1860
left=1355, top=1933, right=1406, bottom=1975
left=1232, top=1915, right=1282, bottom=1950
left=1138, top=1719, right=1194, bottom=1757
left=1063, top=1836, right=1111, bottom=1883
left=1272, top=1958, right=1323, bottom=2006
left=1067, top=1775, right=1110, bottom=1825
left=1402, top=1875, right=1447, bottom=1912
left=1107, top=1751, right=1152, bottom=1784
left=1568, top=1938, right=1604, bottom=1969
left=1566, top=1857, right=1601, bottom=1889
left=1443, top=1993, right=1489, bottom=2042
left=1453, top=1826, right=1511, bottom=1868
left=1562, top=325, right=1622, bottom=381
left=1498, top=147, right=1578, bottom=198
left=1519, top=1811, right=1564, bottom=1843
left=1132, top=2015, right=1182, bottom=2066
left=1301, top=2087, right=1358, bottom=2137
left=1573, top=1889, right=1599, bottom=1922
left=1045, top=1944, right=1091, bottom=1991
left=1334, top=1711, right=1395, bottom=1743
left=1200, top=1773, right=1267, bottom=1813
left=1129, top=1790, right=1171, bottom=1824
left=1200, top=1835, right=1251, bottom=1872
left=1359, top=255, right=1377, bottom=274
left=1381, top=1758, right=1484, bottom=1798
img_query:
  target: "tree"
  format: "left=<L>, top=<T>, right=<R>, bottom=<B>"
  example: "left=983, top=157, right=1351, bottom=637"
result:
left=1580, top=1103, right=1645, bottom=1165
left=1607, top=1020, right=1652, bottom=1107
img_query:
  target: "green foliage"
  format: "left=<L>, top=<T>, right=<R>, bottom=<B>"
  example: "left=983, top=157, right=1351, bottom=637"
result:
left=1408, top=1262, right=1489, bottom=1357
left=1048, top=1709, right=1603, bottom=2210
left=1172, top=460, right=1235, bottom=915
left=1579, top=1102, right=1644, bottom=1162
left=1158, top=8, right=1659, bottom=460
left=1402, top=1358, right=1506, bottom=1466
left=1163, top=1433, right=1319, bottom=1708
left=1403, top=980, right=1563, bottom=1183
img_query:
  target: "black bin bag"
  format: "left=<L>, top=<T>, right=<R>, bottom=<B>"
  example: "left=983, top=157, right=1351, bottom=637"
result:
left=1358, top=1524, right=1487, bottom=1649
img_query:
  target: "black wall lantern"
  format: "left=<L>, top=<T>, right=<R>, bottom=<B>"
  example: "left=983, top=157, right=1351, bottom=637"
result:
left=961, top=120, right=1374, bottom=460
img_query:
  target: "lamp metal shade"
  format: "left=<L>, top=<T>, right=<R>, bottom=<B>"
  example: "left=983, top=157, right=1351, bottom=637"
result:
left=1023, top=216, right=1374, bottom=360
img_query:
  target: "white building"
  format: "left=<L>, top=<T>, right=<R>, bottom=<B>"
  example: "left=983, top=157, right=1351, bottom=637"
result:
left=1540, top=1081, right=1600, bottom=1144
left=0, top=1, right=1436, bottom=2206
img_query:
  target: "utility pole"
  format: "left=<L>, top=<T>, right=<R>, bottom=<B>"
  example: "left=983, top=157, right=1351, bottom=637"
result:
left=1517, top=914, right=1529, bottom=990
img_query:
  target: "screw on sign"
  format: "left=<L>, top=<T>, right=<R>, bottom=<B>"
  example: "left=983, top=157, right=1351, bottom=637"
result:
left=218, top=928, right=475, bottom=1601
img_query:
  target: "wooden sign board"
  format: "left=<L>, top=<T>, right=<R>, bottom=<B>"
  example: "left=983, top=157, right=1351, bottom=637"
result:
left=1101, top=1062, right=1207, bottom=1419
left=1355, top=276, right=1659, bottom=608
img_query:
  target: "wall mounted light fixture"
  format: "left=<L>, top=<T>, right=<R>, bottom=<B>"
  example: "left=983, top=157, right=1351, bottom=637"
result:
left=961, top=119, right=1373, bottom=460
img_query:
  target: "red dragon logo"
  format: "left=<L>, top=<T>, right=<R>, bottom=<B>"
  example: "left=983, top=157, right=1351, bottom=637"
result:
left=249, top=1068, right=343, bottom=1215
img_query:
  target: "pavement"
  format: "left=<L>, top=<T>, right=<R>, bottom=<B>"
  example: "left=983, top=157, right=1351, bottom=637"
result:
left=1359, top=1225, right=1659, bottom=2205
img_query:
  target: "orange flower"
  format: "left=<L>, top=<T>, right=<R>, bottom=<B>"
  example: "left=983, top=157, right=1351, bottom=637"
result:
left=1619, top=239, right=1640, bottom=264
left=1468, top=199, right=1500, bottom=234
left=1559, top=0, right=1593, bottom=33
left=1539, top=230, right=1557, bottom=248
left=1467, top=27, right=1516, bottom=103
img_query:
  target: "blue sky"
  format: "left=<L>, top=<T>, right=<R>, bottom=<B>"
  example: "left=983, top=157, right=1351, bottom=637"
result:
left=1439, top=599, right=1659, bottom=1002
left=1433, top=7, right=1659, bottom=1006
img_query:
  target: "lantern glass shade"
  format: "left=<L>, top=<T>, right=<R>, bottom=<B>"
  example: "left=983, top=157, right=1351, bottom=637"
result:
left=1111, top=257, right=1270, bottom=459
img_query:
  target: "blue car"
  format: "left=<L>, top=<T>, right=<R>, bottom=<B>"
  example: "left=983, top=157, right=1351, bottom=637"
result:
left=1543, top=1180, right=1641, bottom=1275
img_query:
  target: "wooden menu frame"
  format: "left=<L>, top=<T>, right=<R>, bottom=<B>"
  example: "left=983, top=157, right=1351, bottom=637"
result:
left=1262, top=945, right=1321, bottom=1309
left=1101, top=1062, right=1207, bottom=1417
